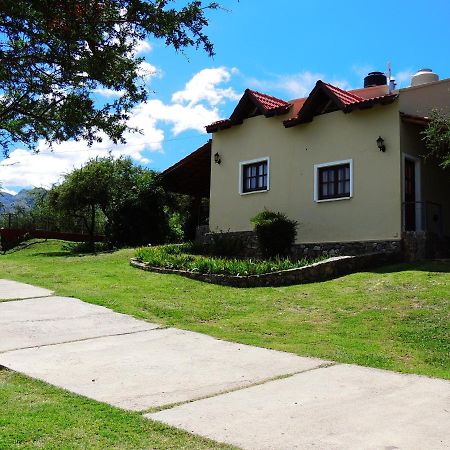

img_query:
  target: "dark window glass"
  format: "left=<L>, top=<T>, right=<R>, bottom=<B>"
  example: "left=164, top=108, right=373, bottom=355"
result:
left=318, top=163, right=351, bottom=200
left=242, top=160, right=268, bottom=193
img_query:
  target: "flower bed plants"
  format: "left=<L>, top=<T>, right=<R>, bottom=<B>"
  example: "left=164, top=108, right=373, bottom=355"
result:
left=134, top=243, right=320, bottom=276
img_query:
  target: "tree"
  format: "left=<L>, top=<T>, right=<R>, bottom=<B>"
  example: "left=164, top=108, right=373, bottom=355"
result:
left=423, top=110, right=450, bottom=168
left=48, top=159, right=112, bottom=242
left=48, top=156, right=170, bottom=246
left=0, top=0, right=219, bottom=155
left=106, top=168, right=170, bottom=246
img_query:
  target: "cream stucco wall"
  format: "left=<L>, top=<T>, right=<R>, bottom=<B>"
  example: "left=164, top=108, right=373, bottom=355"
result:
left=399, top=78, right=450, bottom=116
left=209, top=102, right=402, bottom=244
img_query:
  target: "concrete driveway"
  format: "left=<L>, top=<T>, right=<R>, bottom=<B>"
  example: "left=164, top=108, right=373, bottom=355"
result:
left=1, top=279, right=449, bottom=449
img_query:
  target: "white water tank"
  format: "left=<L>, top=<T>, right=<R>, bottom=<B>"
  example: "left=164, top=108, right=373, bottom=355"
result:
left=411, top=68, right=439, bottom=87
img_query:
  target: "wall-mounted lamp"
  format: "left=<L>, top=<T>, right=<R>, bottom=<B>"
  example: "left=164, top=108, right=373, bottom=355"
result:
left=214, top=152, right=221, bottom=164
left=376, top=136, right=386, bottom=152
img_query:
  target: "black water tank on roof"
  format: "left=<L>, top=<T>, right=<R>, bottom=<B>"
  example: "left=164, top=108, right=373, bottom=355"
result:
left=364, top=71, right=387, bottom=87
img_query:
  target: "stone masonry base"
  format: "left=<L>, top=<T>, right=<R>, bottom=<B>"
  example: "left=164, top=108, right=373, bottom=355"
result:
left=197, top=230, right=401, bottom=259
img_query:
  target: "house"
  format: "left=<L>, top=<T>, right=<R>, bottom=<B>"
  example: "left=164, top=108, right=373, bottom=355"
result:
left=162, top=69, right=450, bottom=258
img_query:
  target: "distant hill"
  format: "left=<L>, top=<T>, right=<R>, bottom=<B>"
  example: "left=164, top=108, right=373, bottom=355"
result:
left=0, top=188, right=47, bottom=213
left=0, top=192, right=15, bottom=210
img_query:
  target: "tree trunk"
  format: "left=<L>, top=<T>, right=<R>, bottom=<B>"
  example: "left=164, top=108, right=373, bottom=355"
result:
left=89, top=204, right=96, bottom=251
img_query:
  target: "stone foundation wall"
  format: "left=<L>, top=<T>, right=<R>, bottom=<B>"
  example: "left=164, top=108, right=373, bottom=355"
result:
left=197, top=230, right=401, bottom=259
left=291, top=240, right=401, bottom=259
left=402, top=231, right=450, bottom=261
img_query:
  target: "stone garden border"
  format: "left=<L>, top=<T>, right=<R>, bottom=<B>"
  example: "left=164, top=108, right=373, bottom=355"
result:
left=130, top=251, right=401, bottom=288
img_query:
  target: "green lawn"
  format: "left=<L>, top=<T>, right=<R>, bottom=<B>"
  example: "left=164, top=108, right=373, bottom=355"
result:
left=0, top=368, right=233, bottom=449
left=1, top=239, right=449, bottom=381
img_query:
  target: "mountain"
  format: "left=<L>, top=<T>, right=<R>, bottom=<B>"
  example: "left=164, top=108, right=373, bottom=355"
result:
left=0, top=192, right=15, bottom=210
left=0, top=188, right=47, bottom=213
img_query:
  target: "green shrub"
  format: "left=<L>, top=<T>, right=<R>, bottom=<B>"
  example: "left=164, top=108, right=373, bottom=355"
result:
left=251, top=210, right=297, bottom=258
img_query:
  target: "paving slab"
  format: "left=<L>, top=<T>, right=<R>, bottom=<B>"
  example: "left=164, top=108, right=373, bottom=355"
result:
left=150, top=363, right=450, bottom=450
left=0, top=279, right=53, bottom=300
left=0, top=328, right=325, bottom=411
left=0, top=296, right=160, bottom=352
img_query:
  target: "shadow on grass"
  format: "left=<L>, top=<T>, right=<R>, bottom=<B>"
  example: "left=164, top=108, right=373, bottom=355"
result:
left=34, top=248, right=116, bottom=258
left=371, top=260, right=450, bottom=274
left=2, top=239, right=50, bottom=255
left=5, top=239, right=115, bottom=258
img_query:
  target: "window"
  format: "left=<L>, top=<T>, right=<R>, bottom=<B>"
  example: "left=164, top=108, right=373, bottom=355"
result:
left=314, top=159, right=352, bottom=202
left=240, top=158, right=269, bottom=194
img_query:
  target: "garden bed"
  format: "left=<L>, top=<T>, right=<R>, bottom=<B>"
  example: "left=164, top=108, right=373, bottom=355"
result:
left=134, top=244, right=320, bottom=276
left=132, top=244, right=401, bottom=287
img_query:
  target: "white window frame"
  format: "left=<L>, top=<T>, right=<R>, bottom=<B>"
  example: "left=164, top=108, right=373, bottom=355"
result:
left=313, top=159, right=353, bottom=203
left=239, top=157, right=270, bottom=195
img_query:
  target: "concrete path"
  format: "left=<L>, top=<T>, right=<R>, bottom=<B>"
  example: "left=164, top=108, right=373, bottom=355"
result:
left=151, top=364, right=450, bottom=450
left=0, top=280, right=324, bottom=411
left=1, top=279, right=449, bottom=449
left=0, top=295, right=158, bottom=353
left=0, top=279, right=53, bottom=300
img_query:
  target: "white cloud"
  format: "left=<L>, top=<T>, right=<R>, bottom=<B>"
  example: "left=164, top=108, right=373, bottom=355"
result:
left=137, top=61, right=160, bottom=80
left=135, top=39, right=152, bottom=55
left=139, top=100, right=221, bottom=135
left=93, top=88, right=126, bottom=98
left=0, top=66, right=238, bottom=190
left=248, top=71, right=351, bottom=99
left=172, top=67, right=240, bottom=106
left=0, top=135, right=156, bottom=189
left=352, top=64, right=374, bottom=79
left=394, top=69, right=414, bottom=88
left=1, top=187, right=17, bottom=195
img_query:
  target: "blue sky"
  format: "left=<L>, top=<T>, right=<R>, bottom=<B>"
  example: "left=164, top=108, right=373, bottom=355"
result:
left=1, top=0, right=449, bottom=193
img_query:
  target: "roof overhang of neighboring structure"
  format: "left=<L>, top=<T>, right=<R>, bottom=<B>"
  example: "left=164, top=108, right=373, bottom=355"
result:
left=400, top=112, right=431, bottom=126
left=283, top=80, right=398, bottom=128
left=206, top=89, right=291, bottom=133
left=161, top=141, right=211, bottom=198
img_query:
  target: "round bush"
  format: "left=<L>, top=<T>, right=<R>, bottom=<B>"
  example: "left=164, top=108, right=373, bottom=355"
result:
left=251, top=210, right=298, bottom=258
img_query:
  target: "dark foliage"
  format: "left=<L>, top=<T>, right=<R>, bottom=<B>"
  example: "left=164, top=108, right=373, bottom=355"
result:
left=251, top=210, right=297, bottom=258
left=107, top=175, right=170, bottom=246
left=422, top=110, right=450, bottom=168
left=0, top=0, right=219, bottom=155
left=48, top=156, right=171, bottom=246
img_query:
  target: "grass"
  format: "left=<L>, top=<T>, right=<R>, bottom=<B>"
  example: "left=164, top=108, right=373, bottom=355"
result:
left=1, top=239, right=449, bottom=381
left=135, top=243, right=321, bottom=276
left=0, top=368, right=233, bottom=449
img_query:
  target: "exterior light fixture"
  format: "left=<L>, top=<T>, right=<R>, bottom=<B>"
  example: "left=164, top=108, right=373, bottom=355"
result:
left=214, top=152, right=221, bottom=164
left=376, top=136, right=386, bottom=152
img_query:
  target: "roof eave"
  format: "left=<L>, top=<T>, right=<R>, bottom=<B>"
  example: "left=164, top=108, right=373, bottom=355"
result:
left=400, top=112, right=430, bottom=126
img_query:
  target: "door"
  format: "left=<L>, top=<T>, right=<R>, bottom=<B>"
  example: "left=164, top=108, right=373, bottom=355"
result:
left=404, top=158, right=416, bottom=231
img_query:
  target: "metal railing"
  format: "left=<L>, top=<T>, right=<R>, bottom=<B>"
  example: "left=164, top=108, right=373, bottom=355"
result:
left=402, top=201, right=444, bottom=235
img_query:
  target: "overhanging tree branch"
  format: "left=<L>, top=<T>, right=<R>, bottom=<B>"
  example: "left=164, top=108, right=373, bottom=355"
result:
left=0, top=0, right=221, bottom=156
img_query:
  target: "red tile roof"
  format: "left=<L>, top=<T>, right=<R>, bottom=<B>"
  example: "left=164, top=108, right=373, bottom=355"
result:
left=322, top=82, right=365, bottom=105
left=206, top=82, right=397, bottom=132
left=248, top=89, right=291, bottom=112
left=206, top=119, right=232, bottom=130
left=206, top=89, right=291, bottom=133
left=284, top=81, right=398, bottom=127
